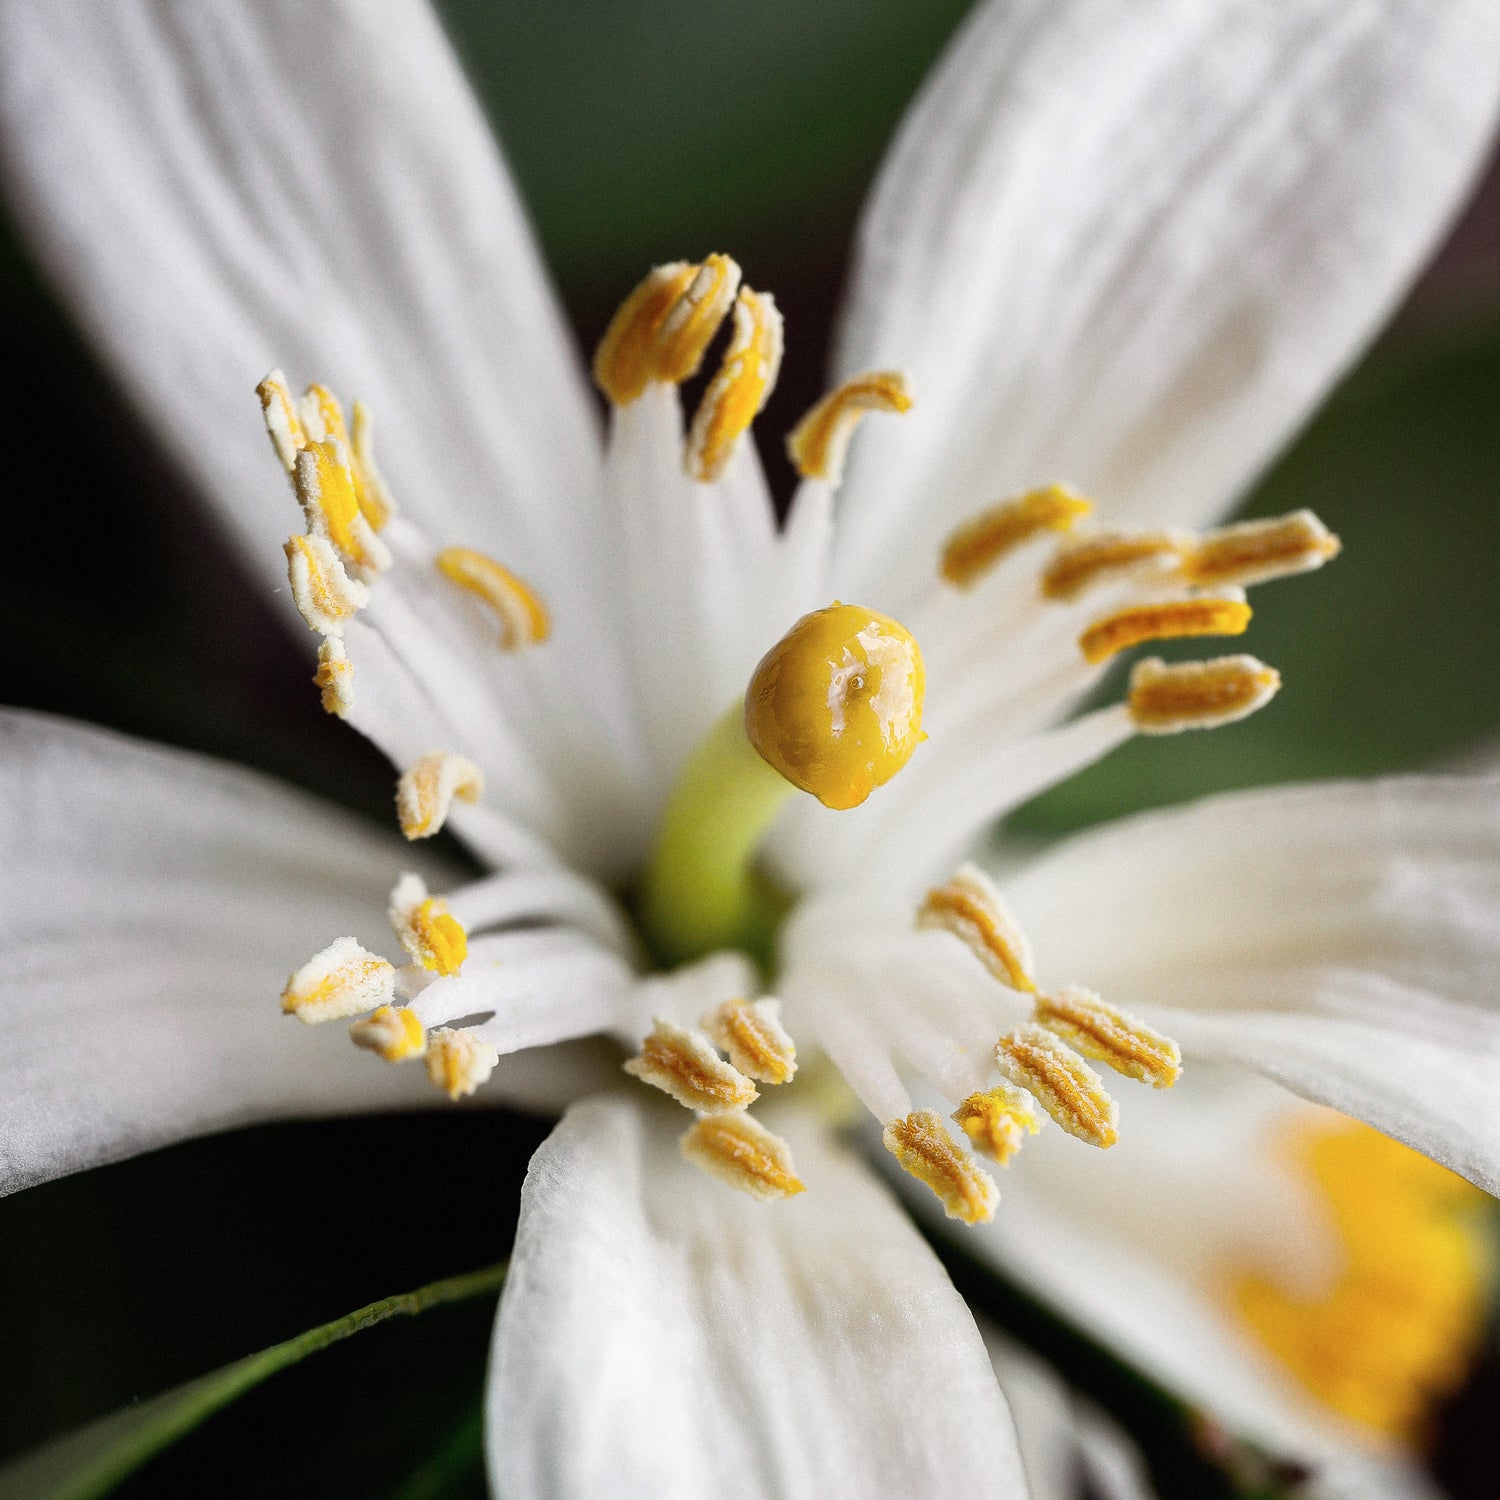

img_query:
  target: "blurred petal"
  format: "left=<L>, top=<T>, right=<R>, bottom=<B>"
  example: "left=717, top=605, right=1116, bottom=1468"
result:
left=1004, top=776, right=1500, bottom=1192
left=0, top=711, right=604, bottom=1193
left=487, top=1096, right=1027, bottom=1499
left=832, top=0, right=1500, bottom=611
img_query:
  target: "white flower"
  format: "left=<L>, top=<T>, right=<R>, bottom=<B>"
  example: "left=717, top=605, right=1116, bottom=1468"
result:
left=1, top=1, right=1498, bottom=1496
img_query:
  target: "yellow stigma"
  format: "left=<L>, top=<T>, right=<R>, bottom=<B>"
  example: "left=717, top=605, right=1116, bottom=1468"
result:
left=786, top=370, right=912, bottom=487
left=1232, top=1120, right=1490, bottom=1444
left=1034, top=986, right=1181, bottom=1089
left=744, top=603, right=925, bottom=810
left=395, top=752, right=484, bottom=840
left=623, top=1018, right=759, bottom=1114
left=388, top=873, right=468, bottom=977
left=1041, top=529, right=1186, bottom=602
left=940, top=485, right=1094, bottom=590
left=1127, top=654, right=1280, bottom=734
left=280, top=937, right=394, bottom=1024
left=425, top=1027, right=499, bottom=1099
left=680, top=1111, right=806, bottom=1202
left=918, top=864, right=1037, bottom=994
left=952, top=1086, right=1041, bottom=1167
left=1183, top=510, right=1341, bottom=589
left=593, top=254, right=741, bottom=406
left=285, top=533, right=369, bottom=636
left=686, top=286, right=783, bottom=483
left=884, top=1109, right=999, bottom=1225
left=350, top=1004, right=427, bottom=1062
left=1078, top=593, right=1251, bottom=665
left=996, top=1024, right=1119, bottom=1149
left=703, top=998, right=797, bottom=1085
left=434, top=546, right=550, bottom=651
left=314, top=638, right=354, bottom=716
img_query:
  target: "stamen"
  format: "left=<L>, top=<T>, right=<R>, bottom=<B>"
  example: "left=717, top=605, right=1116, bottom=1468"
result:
left=685, top=286, right=783, bottom=483
left=1078, top=591, right=1251, bottom=665
left=350, top=1004, right=427, bottom=1061
left=285, top=533, right=369, bottom=635
left=680, top=1111, right=806, bottom=1201
left=996, top=1024, right=1118, bottom=1148
left=425, top=1026, right=499, bottom=1099
left=388, top=873, right=468, bottom=977
left=293, top=440, right=391, bottom=577
left=281, top=936, right=394, bottom=1024
left=1041, top=530, right=1186, bottom=602
left=396, top=752, right=485, bottom=840
left=703, top=998, right=797, bottom=1085
left=1183, top=510, right=1340, bottom=589
left=1034, top=985, right=1181, bottom=1088
left=434, top=546, right=550, bottom=651
left=940, top=485, right=1094, bottom=590
left=786, top=370, right=912, bottom=488
left=349, top=401, right=396, bottom=530
left=744, top=602, right=924, bottom=810
left=883, top=1109, right=999, bottom=1224
left=623, top=1018, right=759, bottom=1113
left=952, top=1085, right=1041, bottom=1167
left=257, top=369, right=305, bottom=472
left=918, top=863, right=1037, bottom=994
left=593, top=256, right=740, bottom=405
left=314, top=638, right=354, bottom=716
left=1128, top=654, right=1280, bottom=734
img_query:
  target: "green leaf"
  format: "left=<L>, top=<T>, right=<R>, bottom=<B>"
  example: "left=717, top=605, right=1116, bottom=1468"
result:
left=0, top=1264, right=506, bottom=1500
left=1013, top=324, right=1500, bottom=834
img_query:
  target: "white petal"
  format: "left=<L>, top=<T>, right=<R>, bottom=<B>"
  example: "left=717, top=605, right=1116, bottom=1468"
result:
left=0, top=711, right=599, bottom=1192
left=1003, top=776, right=1500, bottom=1191
left=831, top=0, right=1500, bottom=611
left=487, top=1096, right=1028, bottom=1500
left=0, top=0, right=610, bottom=615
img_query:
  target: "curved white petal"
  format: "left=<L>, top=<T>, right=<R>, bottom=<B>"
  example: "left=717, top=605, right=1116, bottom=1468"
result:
left=1004, top=775, right=1500, bottom=1193
left=831, top=0, right=1500, bottom=612
left=0, top=711, right=604, bottom=1193
left=0, top=0, right=609, bottom=620
left=487, top=1095, right=1028, bottom=1500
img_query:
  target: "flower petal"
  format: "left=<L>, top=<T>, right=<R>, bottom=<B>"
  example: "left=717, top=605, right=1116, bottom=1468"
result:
left=1003, top=775, right=1500, bottom=1193
left=487, top=1095, right=1027, bottom=1500
left=0, top=711, right=608, bottom=1193
left=831, top=0, right=1500, bottom=611
left=0, top=0, right=607, bottom=610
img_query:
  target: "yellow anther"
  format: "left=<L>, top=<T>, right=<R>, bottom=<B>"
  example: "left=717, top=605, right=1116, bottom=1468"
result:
left=424, top=1026, right=499, bottom=1099
left=952, top=1085, right=1041, bottom=1167
left=293, top=439, right=391, bottom=577
left=996, top=1024, right=1118, bottom=1149
left=593, top=256, right=741, bottom=405
left=1078, top=592, right=1251, bottom=665
left=917, top=863, right=1037, bottom=994
left=280, top=936, right=394, bottom=1024
left=1034, top=985, right=1181, bottom=1089
left=623, top=1018, right=759, bottom=1114
left=314, top=637, right=354, bottom=717
left=350, top=1004, right=427, bottom=1062
left=703, top=998, right=797, bottom=1085
left=680, top=1111, right=806, bottom=1202
left=786, top=370, right=912, bottom=488
left=686, top=286, right=783, bottom=483
left=1183, top=510, right=1341, bottom=590
left=285, top=533, right=369, bottom=636
left=349, top=400, right=395, bottom=530
left=1041, top=530, right=1186, bottom=602
left=300, top=382, right=346, bottom=446
left=396, top=752, right=485, bottom=840
left=388, top=873, right=468, bottom=977
left=940, top=485, right=1094, bottom=590
left=434, top=546, right=550, bottom=651
left=257, top=369, right=305, bottom=472
left=1127, top=654, right=1280, bottom=734
left=744, top=602, right=925, bottom=810
left=883, top=1109, right=999, bottom=1225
